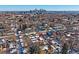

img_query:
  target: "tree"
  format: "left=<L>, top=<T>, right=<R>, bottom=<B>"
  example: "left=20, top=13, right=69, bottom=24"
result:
left=29, top=44, right=40, bottom=54
left=61, top=43, right=68, bottom=54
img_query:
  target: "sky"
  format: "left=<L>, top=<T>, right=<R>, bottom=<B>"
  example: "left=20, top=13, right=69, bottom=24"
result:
left=0, top=5, right=79, bottom=11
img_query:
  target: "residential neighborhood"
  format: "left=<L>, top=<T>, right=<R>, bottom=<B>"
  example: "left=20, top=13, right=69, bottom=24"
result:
left=0, top=9, right=79, bottom=54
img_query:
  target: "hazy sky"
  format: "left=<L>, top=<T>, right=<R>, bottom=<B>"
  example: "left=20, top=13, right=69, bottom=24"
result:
left=0, top=5, right=79, bottom=11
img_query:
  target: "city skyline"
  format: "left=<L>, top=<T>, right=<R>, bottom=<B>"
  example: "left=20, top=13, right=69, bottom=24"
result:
left=0, top=5, right=79, bottom=11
